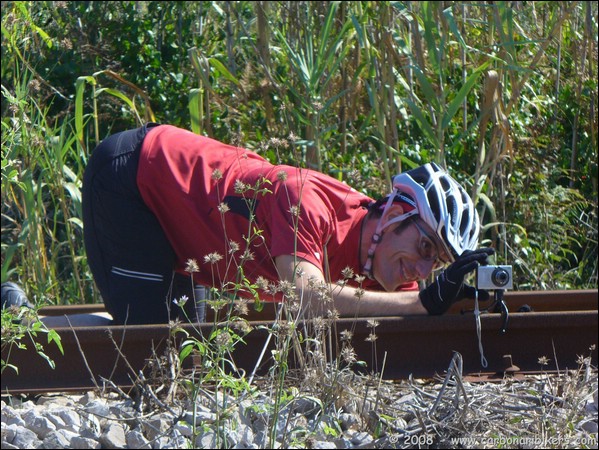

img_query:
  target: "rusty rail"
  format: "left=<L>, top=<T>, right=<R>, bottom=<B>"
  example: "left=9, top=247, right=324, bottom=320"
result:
left=2, top=290, right=597, bottom=395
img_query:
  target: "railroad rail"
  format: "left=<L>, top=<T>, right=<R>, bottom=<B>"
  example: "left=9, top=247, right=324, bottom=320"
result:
left=1, top=290, right=597, bottom=395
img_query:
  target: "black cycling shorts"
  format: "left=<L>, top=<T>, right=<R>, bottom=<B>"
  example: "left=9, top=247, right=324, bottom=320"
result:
left=82, top=123, right=196, bottom=324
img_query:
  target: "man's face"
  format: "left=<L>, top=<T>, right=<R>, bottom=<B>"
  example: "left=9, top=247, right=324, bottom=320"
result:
left=373, top=218, right=449, bottom=291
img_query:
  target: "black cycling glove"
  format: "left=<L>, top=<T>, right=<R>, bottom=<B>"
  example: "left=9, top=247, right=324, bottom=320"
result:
left=419, top=248, right=495, bottom=315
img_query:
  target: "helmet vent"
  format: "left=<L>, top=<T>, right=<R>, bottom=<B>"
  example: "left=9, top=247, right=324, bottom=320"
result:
left=427, top=188, right=442, bottom=221
left=460, top=210, right=469, bottom=235
left=440, top=176, right=452, bottom=192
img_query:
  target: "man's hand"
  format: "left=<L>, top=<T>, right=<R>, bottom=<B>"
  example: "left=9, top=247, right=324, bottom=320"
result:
left=419, top=248, right=495, bottom=315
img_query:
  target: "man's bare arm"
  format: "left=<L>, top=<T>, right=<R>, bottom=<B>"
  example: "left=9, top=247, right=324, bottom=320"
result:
left=275, top=255, right=427, bottom=317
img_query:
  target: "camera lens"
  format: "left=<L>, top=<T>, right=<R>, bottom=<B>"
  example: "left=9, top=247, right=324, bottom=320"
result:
left=491, top=268, right=510, bottom=287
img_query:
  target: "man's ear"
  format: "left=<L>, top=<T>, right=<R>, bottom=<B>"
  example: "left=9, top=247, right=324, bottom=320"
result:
left=383, top=204, right=405, bottom=224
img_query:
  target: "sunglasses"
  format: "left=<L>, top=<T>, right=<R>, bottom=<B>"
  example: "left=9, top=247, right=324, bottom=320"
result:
left=411, top=219, right=450, bottom=270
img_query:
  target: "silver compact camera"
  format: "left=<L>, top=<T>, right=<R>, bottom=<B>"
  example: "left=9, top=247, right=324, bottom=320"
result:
left=476, top=265, right=513, bottom=290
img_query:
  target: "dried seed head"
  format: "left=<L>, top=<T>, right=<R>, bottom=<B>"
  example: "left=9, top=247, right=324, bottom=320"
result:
left=354, top=275, right=366, bottom=284
left=228, top=240, right=240, bottom=254
left=214, top=330, right=232, bottom=348
left=204, top=252, right=223, bottom=264
left=340, top=330, right=353, bottom=341
left=240, top=249, right=255, bottom=263
left=234, top=179, right=249, bottom=193
left=274, top=320, right=293, bottom=338
left=234, top=299, right=249, bottom=316
left=255, top=276, right=269, bottom=290
left=211, top=169, right=223, bottom=180
left=312, top=316, right=328, bottom=333
left=365, top=333, right=378, bottom=342
left=231, top=318, right=253, bottom=334
left=294, top=266, right=305, bottom=278
left=185, top=258, right=200, bottom=273
left=537, top=356, right=550, bottom=366
left=341, top=346, right=357, bottom=365
left=341, top=267, right=355, bottom=280
left=289, top=205, right=300, bottom=217
left=366, top=319, right=380, bottom=329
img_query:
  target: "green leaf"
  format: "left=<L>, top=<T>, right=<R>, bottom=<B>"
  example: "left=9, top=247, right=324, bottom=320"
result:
left=208, top=57, right=240, bottom=86
left=477, top=193, right=497, bottom=222
left=411, top=65, right=440, bottom=110
left=350, top=14, right=369, bottom=49
left=443, top=6, right=467, bottom=48
left=63, top=182, right=82, bottom=204
left=404, top=97, right=438, bottom=148
left=96, top=88, right=135, bottom=110
left=31, top=24, right=53, bottom=49
left=75, top=76, right=96, bottom=148
left=47, top=329, right=64, bottom=355
left=317, top=2, right=340, bottom=60
left=179, top=344, right=195, bottom=361
left=442, top=62, right=490, bottom=129
left=421, top=1, right=440, bottom=71
left=2, top=363, right=19, bottom=375
left=188, top=88, right=203, bottom=135
left=37, top=351, right=56, bottom=370
left=67, top=217, right=84, bottom=230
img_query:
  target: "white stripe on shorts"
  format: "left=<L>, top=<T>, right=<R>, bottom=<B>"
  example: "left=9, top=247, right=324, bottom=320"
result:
left=111, top=266, right=164, bottom=282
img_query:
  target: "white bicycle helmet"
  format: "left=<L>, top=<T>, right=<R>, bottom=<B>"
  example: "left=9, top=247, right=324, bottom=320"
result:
left=363, top=163, right=479, bottom=278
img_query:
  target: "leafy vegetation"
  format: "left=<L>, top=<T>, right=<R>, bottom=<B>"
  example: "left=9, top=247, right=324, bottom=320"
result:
left=1, top=304, right=63, bottom=374
left=1, top=1, right=597, bottom=302
left=1, top=3, right=597, bottom=447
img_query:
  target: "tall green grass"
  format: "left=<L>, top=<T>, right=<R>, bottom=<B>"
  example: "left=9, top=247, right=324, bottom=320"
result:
left=2, top=68, right=88, bottom=303
left=1, top=1, right=596, bottom=301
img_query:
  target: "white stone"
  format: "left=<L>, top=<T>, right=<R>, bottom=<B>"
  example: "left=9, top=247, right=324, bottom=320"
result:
left=312, top=441, right=338, bottom=449
left=232, top=422, right=255, bottom=447
left=1, top=422, right=18, bottom=443
left=42, top=409, right=67, bottom=431
left=36, top=395, right=76, bottom=408
left=99, top=422, right=127, bottom=449
left=579, top=419, right=599, bottom=434
left=49, top=407, right=81, bottom=433
left=41, top=429, right=75, bottom=449
left=142, top=415, right=171, bottom=441
left=195, top=429, right=217, bottom=448
left=185, top=403, right=217, bottom=425
left=169, top=429, right=191, bottom=448
left=1, top=405, right=25, bottom=427
left=9, top=424, right=41, bottom=448
left=85, top=399, right=112, bottom=418
left=348, top=430, right=374, bottom=446
left=174, top=420, right=194, bottom=437
left=80, top=413, right=102, bottom=439
left=22, top=408, right=57, bottom=439
left=126, top=429, right=151, bottom=449
left=339, top=412, right=359, bottom=431
left=70, top=435, right=101, bottom=449
left=78, top=391, right=96, bottom=405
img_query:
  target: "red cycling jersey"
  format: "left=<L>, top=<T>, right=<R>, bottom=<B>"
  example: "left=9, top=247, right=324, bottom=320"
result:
left=137, top=125, right=417, bottom=298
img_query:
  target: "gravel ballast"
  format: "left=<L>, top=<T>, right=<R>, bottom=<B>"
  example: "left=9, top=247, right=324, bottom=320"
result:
left=2, top=366, right=597, bottom=449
